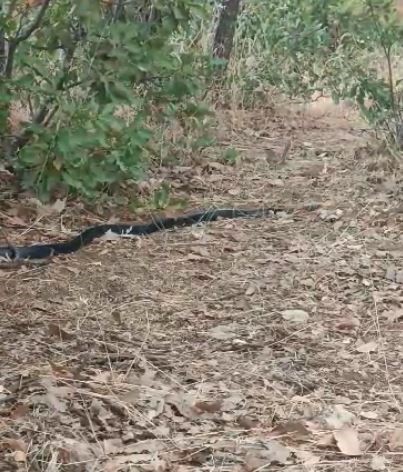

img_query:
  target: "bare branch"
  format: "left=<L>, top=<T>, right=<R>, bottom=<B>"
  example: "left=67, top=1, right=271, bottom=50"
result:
left=10, top=41, right=76, bottom=152
left=112, top=0, right=125, bottom=22
left=5, top=0, right=19, bottom=19
left=4, top=0, right=52, bottom=79
left=16, top=0, right=52, bottom=43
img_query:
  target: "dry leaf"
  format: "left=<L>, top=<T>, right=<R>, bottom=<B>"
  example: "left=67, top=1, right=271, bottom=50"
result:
left=360, top=410, right=378, bottom=420
left=244, top=441, right=290, bottom=470
left=325, top=405, right=355, bottom=429
left=385, top=266, right=396, bottom=281
left=193, top=400, right=222, bottom=413
left=389, top=428, right=403, bottom=451
left=48, top=323, right=73, bottom=341
left=335, top=317, right=360, bottom=331
left=272, top=421, right=310, bottom=437
left=245, top=285, right=256, bottom=296
left=282, top=309, right=310, bottom=323
left=10, top=403, right=29, bottom=420
left=39, top=378, right=73, bottom=413
left=165, top=393, right=197, bottom=419
left=237, top=415, right=259, bottom=430
left=12, top=450, right=27, bottom=463
left=316, top=433, right=335, bottom=448
left=333, top=428, right=362, bottom=456
left=371, top=455, right=387, bottom=471
left=294, top=450, right=320, bottom=469
left=36, top=198, right=66, bottom=217
left=152, top=458, right=169, bottom=472
left=356, top=341, right=378, bottom=353
left=52, top=198, right=66, bottom=214
left=208, top=323, right=239, bottom=340
left=4, top=438, right=28, bottom=453
left=190, top=246, right=210, bottom=258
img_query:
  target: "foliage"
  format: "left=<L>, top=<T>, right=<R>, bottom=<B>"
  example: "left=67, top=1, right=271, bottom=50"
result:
left=232, top=0, right=403, bottom=141
left=0, top=0, right=212, bottom=199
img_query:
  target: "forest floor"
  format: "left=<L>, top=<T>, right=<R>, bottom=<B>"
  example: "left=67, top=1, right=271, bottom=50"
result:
left=2, top=96, right=403, bottom=472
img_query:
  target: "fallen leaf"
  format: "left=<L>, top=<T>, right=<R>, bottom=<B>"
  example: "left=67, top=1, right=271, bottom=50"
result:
left=360, top=410, right=378, bottom=420
left=333, top=428, right=362, bottom=456
left=193, top=400, right=222, bottom=413
left=10, top=404, right=29, bottom=420
left=385, top=266, right=396, bottom=281
left=11, top=450, right=27, bottom=463
left=4, top=438, right=28, bottom=453
left=165, top=393, right=197, bottom=419
left=237, top=415, right=259, bottom=430
left=245, top=285, right=256, bottom=296
left=152, top=458, right=169, bottom=472
left=267, top=178, right=285, bottom=187
left=208, top=323, right=239, bottom=340
left=356, top=341, right=378, bottom=353
left=190, top=246, right=210, bottom=258
left=325, top=405, right=355, bottom=429
left=384, top=308, right=403, bottom=323
left=39, top=378, right=73, bottom=413
left=282, top=309, right=310, bottom=323
left=294, top=450, right=320, bottom=468
left=371, top=455, right=387, bottom=471
left=48, top=323, right=74, bottom=341
left=389, top=428, right=403, bottom=451
left=36, top=198, right=66, bottom=217
left=316, top=433, right=335, bottom=448
left=319, top=208, right=343, bottom=222
left=272, top=421, right=310, bottom=437
left=101, top=453, right=154, bottom=470
left=244, top=441, right=290, bottom=470
left=52, top=198, right=66, bottom=214
left=335, top=317, right=360, bottom=331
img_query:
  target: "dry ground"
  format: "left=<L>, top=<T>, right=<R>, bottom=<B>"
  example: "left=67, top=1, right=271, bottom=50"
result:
left=2, top=99, right=403, bottom=471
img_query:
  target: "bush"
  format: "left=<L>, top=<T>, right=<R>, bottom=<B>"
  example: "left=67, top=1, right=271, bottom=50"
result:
left=231, top=0, right=403, bottom=143
left=0, top=0, right=211, bottom=199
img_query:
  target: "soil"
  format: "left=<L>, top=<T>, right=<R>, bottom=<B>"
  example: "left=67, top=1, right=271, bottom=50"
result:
left=2, top=99, right=403, bottom=471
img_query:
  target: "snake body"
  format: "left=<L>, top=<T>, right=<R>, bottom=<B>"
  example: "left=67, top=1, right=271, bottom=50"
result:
left=0, top=207, right=283, bottom=262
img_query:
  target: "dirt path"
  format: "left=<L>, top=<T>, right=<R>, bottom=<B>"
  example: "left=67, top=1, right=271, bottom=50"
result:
left=2, top=102, right=403, bottom=471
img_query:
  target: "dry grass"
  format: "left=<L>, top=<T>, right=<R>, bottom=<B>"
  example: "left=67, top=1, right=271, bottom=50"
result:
left=2, top=99, right=403, bottom=471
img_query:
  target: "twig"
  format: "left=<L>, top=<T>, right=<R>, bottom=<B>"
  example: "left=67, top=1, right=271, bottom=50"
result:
left=280, top=138, right=292, bottom=164
left=16, top=0, right=52, bottom=42
left=10, top=41, right=76, bottom=152
left=112, top=0, right=125, bottom=22
left=4, top=0, right=52, bottom=78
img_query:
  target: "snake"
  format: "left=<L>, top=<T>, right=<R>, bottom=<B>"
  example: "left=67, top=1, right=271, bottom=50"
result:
left=0, top=207, right=284, bottom=263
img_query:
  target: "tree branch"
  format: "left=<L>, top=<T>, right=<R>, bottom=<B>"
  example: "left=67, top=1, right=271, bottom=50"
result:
left=10, top=41, right=76, bottom=152
left=4, top=0, right=52, bottom=78
left=17, top=0, right=52, bottom=43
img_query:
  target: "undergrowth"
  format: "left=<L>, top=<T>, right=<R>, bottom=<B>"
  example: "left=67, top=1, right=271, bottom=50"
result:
left=1, top=0, right=403, bottom=201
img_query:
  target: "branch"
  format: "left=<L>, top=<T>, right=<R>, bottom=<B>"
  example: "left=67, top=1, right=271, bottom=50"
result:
left=10, top=42, right=76, bottom=152
left=112, top=0, right=125, bottom=22
left=16, top=0, right=52, bottom=43
left=4, top=0, right=52, bottom=78
left=5, top=0, right=19, bottom=19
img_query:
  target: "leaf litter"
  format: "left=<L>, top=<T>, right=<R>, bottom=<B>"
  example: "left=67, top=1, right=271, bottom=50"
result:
left=1, top=103, right=403, bottom=471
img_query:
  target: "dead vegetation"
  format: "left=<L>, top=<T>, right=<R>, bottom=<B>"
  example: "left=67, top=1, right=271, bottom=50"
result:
left=2, top=100, right=403, bottom=471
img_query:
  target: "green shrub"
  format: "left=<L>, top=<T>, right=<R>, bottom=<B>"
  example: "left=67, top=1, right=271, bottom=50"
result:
left=232, top=0, right=403, bottom=143
left=0, top=0, right=211, bottom=199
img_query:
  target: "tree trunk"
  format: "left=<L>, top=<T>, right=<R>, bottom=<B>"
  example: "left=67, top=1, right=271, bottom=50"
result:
left=213, top=0, right=241, bottom=62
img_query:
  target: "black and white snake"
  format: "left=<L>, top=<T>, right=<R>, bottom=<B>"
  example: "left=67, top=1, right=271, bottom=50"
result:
left=0, top=207, right=283, bottom=263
